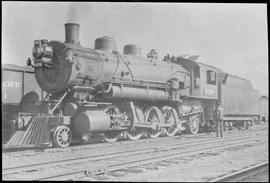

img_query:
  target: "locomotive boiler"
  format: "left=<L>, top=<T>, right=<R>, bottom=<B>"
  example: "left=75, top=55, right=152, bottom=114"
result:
left=33, top=23, right=189, bottom=99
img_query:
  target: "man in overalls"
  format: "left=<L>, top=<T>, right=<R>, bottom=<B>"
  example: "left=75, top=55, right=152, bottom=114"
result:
left=215, top=102, right=224, bottom=137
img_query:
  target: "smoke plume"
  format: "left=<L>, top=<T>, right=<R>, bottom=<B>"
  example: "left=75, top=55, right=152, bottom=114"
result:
left=66, top=3, right=91, bottom=24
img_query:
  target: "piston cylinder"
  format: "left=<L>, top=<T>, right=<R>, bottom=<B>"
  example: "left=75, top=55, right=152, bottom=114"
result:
left=74, top=110, right=111, bottom=135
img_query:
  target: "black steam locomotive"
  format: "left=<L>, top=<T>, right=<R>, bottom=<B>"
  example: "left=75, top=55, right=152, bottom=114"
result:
left=5, top=23, right=260, bottom=148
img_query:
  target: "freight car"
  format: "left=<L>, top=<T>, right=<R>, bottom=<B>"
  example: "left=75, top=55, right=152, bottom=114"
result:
left=5, top=23, right=263, bottom=148
left=2, top=64, right=45, bottom=143
left=259, top=96, right=268, bottom=123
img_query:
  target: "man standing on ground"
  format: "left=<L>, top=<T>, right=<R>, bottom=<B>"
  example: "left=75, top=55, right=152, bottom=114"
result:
left=215, top=102, right=224, bottom=137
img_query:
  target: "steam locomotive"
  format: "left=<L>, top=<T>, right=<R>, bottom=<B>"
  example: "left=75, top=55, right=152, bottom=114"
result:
left=5, top=23, right=261, bottom=148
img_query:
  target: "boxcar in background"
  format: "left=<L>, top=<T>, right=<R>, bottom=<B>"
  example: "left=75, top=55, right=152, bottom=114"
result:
left=2, top=64, right=45, bottom=142
left=218, top=72, right=260, bottom=129
left=259, top=96, right=269, bottom=123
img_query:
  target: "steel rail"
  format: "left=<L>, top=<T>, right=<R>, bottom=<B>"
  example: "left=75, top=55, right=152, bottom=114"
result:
left=3, top=133, right=266, bottom=175
left=208, top=162, right=269, bottom=182
left=38, top=137, right=268, bottom=181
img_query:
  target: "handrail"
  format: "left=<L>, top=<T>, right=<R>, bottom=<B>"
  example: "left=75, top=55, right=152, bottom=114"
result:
left=49, top=92, right=68, bottom=114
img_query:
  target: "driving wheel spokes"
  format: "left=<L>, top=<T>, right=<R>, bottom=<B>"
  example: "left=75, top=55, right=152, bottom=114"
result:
left=53, top=126, right=72, bottom=148
left=188, top=115, right=200, bottom=135
left=126, top=106, right=144, bottom=141
left=145, top=106, right=163, bottom=139
left=162, top=106, right=179, bottom=137
left=102, top=105, right=121, bottom=143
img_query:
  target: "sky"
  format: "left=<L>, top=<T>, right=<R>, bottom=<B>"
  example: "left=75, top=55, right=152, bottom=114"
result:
left=2, top=2, right=268, bottom=96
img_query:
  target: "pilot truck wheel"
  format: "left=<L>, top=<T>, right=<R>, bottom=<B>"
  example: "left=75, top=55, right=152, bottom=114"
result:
left=53, top=126, right=72, bottom=148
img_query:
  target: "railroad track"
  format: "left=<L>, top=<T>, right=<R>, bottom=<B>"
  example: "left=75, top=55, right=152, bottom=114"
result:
left=3, top=126, right=267, bottom=157
left=209, top=162, right=269, bottom=182
left=38, top=137, right=268, bottom=181
left=2, top=132, right=265, bottom=174
left=3, top=133, right=267, bottom=181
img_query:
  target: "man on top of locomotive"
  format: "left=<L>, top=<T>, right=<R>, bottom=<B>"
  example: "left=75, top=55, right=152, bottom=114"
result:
left=147, top=49, right=158, bottom=60
left=215, top=102, right=224, bottom=137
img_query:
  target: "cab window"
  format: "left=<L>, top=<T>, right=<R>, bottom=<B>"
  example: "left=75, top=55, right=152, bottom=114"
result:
left=207, top=70, right=216, bottom=85
left=194, top=66, right=200, bottom=88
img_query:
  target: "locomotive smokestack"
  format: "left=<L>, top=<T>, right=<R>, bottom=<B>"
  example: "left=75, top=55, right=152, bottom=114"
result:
left=65, top=23, right=80, bottom=44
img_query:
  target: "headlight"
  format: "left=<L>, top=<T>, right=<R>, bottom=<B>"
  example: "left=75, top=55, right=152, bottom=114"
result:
left=32, top=39, right=53, bottom=60
left=43, top=44, right=53, bottom=59
left=32, top=40, right=43, bottom=59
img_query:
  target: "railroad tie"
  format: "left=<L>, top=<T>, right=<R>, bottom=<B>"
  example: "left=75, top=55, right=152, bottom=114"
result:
left=155, top=161, right=171, bottom=167
left=141, top=164, right=159, bottom=170
left=122, top=167, right=144, bottom=173
left=162, top=160, right=180, bottom=164
left=85, top=166, right=108, bottom=176
left=106, top=171, right=126, bottom=177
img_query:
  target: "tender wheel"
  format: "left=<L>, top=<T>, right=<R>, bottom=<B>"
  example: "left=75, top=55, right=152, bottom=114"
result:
left=145, top=106, right=163, bottom=138
left=102, top=105, right=121, bottom=143
left=126, top=106, right=144, bottom=141
left=162, top=106, right=179, bottom=137
left=53, top=126, right=72, bottom=148
left=188, top=115, right=200, bottom=135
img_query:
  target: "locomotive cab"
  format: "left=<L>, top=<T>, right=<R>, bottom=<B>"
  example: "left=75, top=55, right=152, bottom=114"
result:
left=176, top=57, right=220, bottom=99
left=175, top=57, right=222, bottom=126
